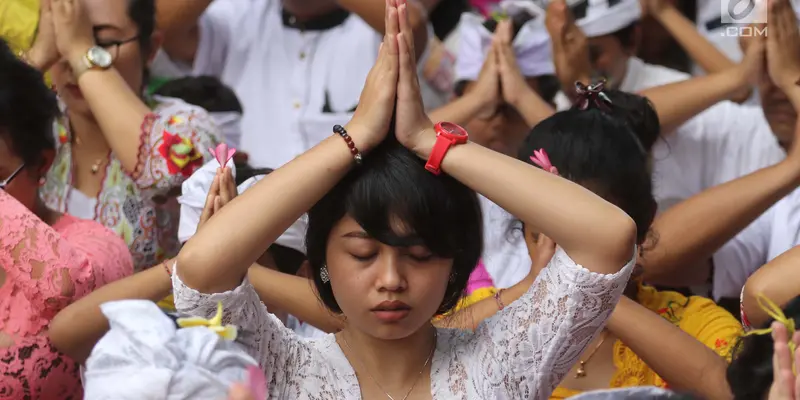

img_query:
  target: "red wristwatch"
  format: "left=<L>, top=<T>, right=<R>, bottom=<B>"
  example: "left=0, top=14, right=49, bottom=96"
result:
left=424, top=122, right=469, bottom=175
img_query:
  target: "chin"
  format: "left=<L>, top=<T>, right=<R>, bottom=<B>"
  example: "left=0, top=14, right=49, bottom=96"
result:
left=360, top=316, right=428, bottom=341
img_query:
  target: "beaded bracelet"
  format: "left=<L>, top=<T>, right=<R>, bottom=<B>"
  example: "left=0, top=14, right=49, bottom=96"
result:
left=494, top=289, right=506, bottom=311
left=333, top=125, right=363, bottom=165
left=163, top=261, right=172, bottom=277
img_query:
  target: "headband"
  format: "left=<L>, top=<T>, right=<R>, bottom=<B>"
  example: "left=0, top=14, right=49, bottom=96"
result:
left=573, top=0, right=642, bottom=37
left=454, top=1, right=554, bottom=82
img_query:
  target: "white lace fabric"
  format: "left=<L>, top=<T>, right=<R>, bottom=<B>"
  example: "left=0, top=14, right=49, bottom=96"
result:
left=172, top=246, right=635, bottom=399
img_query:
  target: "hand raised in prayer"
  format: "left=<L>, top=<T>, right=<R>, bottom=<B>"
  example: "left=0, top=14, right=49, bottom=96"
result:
left=51, top=0, right=95, bottom=68
left=545, top=0, right=591, bottom=96
left=393, top=0, right=437, bottom=156
left=227, top=384, right=255, bottom=400
left=766, top=0, right=800, bottom=94
left=346, top=0, right=400, bottom=152
left=27, top=0, right=59, bottom=71
left=734, top=28, right=766, bottom=89
left=495, top=20, right=532, bottom=108
left=198, top=167, right=237, bottom=231
left=470, top=39, right=501, bottom=119
left=767, top=321, right=800, bottom=400
left=639, top=0, right=673, bottom=19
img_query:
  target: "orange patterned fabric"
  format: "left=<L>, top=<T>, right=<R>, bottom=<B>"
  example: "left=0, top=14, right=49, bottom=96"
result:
left=550, top=285, right=742, bottom=399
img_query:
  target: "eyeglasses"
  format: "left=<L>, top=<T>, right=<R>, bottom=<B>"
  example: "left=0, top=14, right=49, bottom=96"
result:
left=0, top=163, right=25, bottom=190
left=95, top=35, right=140, bottom=61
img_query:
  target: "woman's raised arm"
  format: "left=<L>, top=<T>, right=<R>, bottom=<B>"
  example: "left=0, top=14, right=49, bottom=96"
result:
left=177, top=0, right=402, bottom=294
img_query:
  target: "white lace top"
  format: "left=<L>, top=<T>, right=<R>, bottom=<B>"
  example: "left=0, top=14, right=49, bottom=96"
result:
left=172, top=247, right=635, bottom=399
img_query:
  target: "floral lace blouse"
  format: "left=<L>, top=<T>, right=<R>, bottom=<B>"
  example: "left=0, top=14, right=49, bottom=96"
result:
left=41, top=96, right=221, bottom=271
left=0, top=190, right=133, bottom=399
left=173, top=247, right=635, bottom=399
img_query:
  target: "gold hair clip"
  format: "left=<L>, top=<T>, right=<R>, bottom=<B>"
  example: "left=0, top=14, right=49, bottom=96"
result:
left=743, top=294, right=796, bottom=373
left=176, top=302, right=238, bottom=341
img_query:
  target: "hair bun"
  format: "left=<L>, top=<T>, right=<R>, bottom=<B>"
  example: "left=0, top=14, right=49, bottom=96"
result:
left=574, top=80, right=613, bottom=111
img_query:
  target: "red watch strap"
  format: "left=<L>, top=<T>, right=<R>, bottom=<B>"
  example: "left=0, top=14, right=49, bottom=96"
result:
left=425, top=135, right=454, bottom=175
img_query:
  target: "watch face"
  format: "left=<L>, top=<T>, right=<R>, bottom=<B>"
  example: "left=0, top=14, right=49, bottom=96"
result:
left=88, top=46, right=113, bottom=68
left=439, top=122, right=467, bottom=137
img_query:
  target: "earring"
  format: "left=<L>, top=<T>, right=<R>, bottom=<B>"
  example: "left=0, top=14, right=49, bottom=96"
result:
left=320, top=264, right=330, bottom=283
left=38, top=177, right=46, bottom=186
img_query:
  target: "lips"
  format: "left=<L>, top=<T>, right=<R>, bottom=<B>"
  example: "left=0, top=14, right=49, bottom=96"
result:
left=371, top=301, right=411, bottom=323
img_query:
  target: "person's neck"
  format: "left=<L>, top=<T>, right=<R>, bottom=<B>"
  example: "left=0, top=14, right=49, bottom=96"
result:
left=339, top=323, right=436, bottom=391
left=35, top=199, right=61, bottom=226
left=68, top=111, right=110, bottom=153
left=281, top=0, right=340, bottom=21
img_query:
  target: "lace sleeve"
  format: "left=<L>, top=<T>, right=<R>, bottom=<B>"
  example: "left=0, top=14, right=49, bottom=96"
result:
left=472, top=246, right=635, bottom=398
left=0, top=191, right=95, bottom=335
left=129, top=99, right=221, bottom=196
left=55, top=217, right=134, bottom=288
left=171, top=262, right=305, bottom=393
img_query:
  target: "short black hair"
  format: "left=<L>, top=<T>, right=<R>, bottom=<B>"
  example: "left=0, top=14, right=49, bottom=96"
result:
left=727, top=296, right=800, bottom=399
left=429, top=0, right=470, bottom=40
left=154, top=76, right=244, bottom=114
left=306, top=135, right=483, bottom=314
left=610, top=22, right=638, bottom=49
left=0, top=39, right=59, bottom=166
left=518, top=99, right=655, bottom=245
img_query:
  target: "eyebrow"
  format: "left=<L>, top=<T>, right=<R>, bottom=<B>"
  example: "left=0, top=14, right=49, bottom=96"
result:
left=93, top=25, right=125, bottom=34
left=342, top=231, right=370, bottom=239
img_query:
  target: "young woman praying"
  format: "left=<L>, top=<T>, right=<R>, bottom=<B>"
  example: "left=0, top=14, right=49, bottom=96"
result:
left=169, top=0, right=636, bottom=398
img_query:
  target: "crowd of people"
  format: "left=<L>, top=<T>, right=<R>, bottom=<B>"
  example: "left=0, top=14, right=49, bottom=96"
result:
left=2, top=0, right=800, bottom=398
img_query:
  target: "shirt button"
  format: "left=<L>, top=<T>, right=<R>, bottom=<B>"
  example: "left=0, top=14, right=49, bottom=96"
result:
left=299, top=52, right=306, bottom=60
left=293, top=102, right=301, bottom=109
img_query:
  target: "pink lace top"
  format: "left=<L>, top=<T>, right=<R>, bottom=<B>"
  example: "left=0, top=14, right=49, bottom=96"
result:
left=0, top=190, right=133, bottom=399
left=172, top=247, right=635, bottom=399
left=41, top=95, right=221, bottom=271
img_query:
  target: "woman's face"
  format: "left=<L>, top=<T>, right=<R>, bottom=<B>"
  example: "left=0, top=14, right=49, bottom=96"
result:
left=325, top=216, right=453, bottom=340
left=0, top=135, right=52, bottom=212
left=462, top=78, right=541, bottom=157
left=52, top=0, right=157, bottom=115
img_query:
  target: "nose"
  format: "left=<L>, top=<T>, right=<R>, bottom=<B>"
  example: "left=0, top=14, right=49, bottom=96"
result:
left=375, top=253, right=406, bottom=293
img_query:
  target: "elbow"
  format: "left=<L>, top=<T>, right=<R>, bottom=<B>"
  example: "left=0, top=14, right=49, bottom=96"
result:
left=607, top=214, right=639, bottom=269
left=742, top=275, right=771, bottom=327
left=175, top=246, right=208, bottom=292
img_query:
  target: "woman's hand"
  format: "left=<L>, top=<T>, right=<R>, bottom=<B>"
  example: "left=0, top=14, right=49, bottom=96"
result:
left=27, top=0, right=59, bottom=71
left=639, top=0, right=672, bottom=19
left=767, top=0, right=800, bottom=95
left=393, top=0, right=436, bottom=156
left=51, top=0, right=96, bottom=72
left=495, top=20, right=533, bottom=108
left=346, top=0, right=401, bottom=152
left=767, top=322, right=800, bottom=400
left=198, top=168, right=237, bottom=231
left=733, top=29, right=765, bottom=91
left=546, top=0, right=591, bottom=93
left=470, top=40, right=501, bottom=119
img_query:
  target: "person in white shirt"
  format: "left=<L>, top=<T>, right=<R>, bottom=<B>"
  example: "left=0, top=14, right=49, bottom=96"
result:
left=152, top=0, right=433, bottom=170
left=545, top=0, right=800, bottom=303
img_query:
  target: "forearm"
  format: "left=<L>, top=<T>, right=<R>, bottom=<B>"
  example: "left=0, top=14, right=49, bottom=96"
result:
left=156, top=0, right=212, bottom=34
left=419, top=138, right=636, bottom=273
left=743, top=246, right=800, bottom=327
left=76, top=69, right=153, bottom=172
left=654, top=7, right=737, bottom=75
left=338, top=0, right=429, bottom=60
left=49, top=263, right=173, bottom=364
left=643, top=161, right=800, bottom=285
left=607, top=297, right=733, bottom=399
left=437, top=276, right=534, bottom=330
left=513, top=89, right=556, bottom=128
left=428, top=93, right=484, bottom=127
left=178, top=134, right=354, bottom=294
left=248, top=267, right=344, bottom=333
left=640, top=67, right=745, bottom=134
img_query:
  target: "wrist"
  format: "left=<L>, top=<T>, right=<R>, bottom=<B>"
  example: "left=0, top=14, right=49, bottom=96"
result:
left=24, top=47, right=49, bottom=71
left=411, top=127, right=437, bottom=160
left=67, top=43, right=94, bottom=73
left=341, top=123, right=376, bottom=154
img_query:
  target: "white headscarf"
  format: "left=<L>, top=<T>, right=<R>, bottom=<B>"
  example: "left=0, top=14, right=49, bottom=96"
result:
left=454, top=0, right=554, bottom=82
left=209, top=111, right=243, bottom=149
left=177, top=160, right=308, bottom=253
left=574, top=0, right=642, bottom=37
left=570, top=387, right=686, bottom=399
left=83, top=300, right=261, bottom=400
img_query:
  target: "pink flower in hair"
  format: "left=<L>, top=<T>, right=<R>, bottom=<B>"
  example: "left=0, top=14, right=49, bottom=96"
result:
left=209, top=143, right=236, bottom=167
left=530, top=149, right=559, bottom=175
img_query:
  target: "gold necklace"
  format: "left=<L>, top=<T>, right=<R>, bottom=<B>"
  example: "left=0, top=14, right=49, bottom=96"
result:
left=575, top=331, right=609, bottom=378
left=341, top=330, right=437, bottom=400
left=90, top=158, right=105, bottom=174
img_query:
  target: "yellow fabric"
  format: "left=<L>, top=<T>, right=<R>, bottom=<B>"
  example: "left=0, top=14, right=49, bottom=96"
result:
left=433, top=287, right=498, bottom=320
left=742, top=294, right=796, bottom=374
left=0, top=0, right=39, bottom=54
left=550, top=285, right=743, bottom=399
left=157, top=294, right=176, bottom=312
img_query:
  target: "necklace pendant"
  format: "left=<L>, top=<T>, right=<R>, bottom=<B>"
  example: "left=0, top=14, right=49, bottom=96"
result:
left=91, top=164, right=100, bottom=174
left=575, top=362, right=587, bottom=378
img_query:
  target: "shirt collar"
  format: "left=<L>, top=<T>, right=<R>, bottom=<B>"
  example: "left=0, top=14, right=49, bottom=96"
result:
left=618, top=56, right=645, bottom=93
left=281, top=8, right=350, bottom=31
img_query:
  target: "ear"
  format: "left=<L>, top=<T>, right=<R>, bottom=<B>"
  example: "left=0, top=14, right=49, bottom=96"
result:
left=146, top=30, right=165, bottom=65
left=38, top=149, right=56, bottom=178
